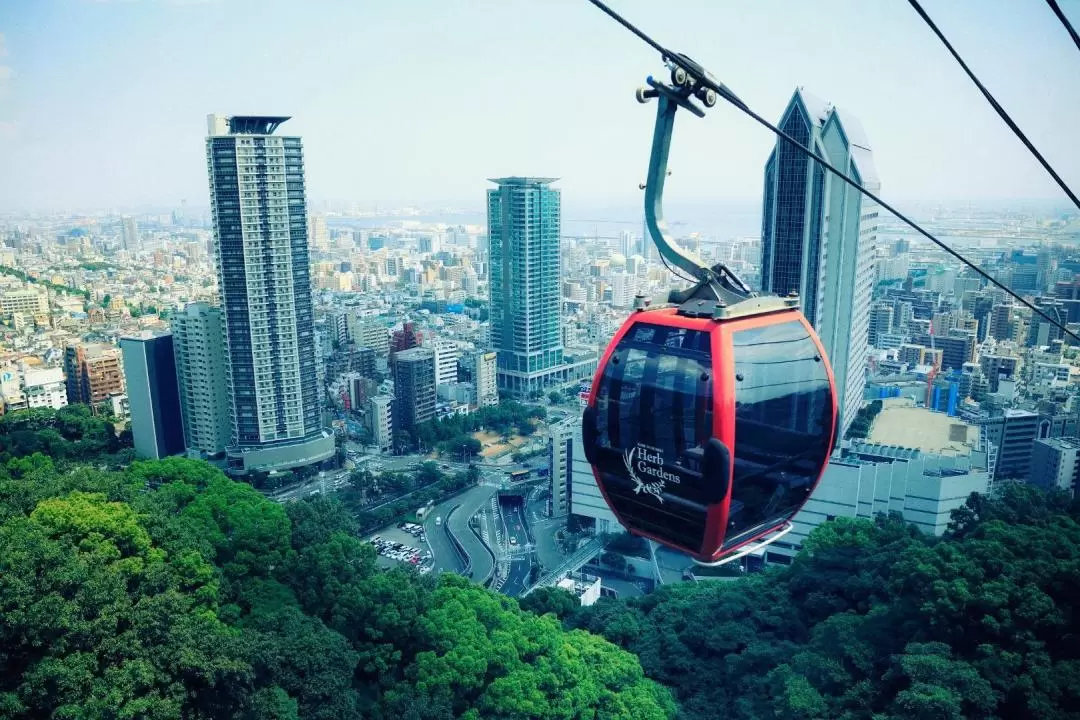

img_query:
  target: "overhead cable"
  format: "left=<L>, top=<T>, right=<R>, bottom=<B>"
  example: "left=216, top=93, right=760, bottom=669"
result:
left=585, top=0, right=1080, bottom=345
left=1046, top=0, right=1080, bottom=54
left=907, top=0, right=1080, bottom=211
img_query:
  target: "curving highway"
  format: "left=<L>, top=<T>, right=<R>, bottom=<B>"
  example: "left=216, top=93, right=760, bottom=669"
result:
left=423, top=483, right=497, bottom=583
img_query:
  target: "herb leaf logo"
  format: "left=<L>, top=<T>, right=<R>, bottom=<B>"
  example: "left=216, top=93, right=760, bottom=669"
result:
left=623, top=445, right=666, bottom=503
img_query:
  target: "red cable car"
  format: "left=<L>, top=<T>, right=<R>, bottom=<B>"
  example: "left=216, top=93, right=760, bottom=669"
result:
left=581, top=60, right=838, bottom=565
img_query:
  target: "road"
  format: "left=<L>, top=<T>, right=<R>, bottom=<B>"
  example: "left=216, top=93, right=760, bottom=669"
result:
left=501, top=503, right=532, bottom=597
left=423, top=483, right=497, bottom=583
left=270, top=469, right=350, bottom=502
left=423, top=505, right=463, bottom=576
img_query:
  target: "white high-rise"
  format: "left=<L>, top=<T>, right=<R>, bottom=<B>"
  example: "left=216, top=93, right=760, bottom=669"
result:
left=431, top=339, right=461, bottom=390
left=206, top=114, right=334, bottom=474
left=610, top=270, right=636, bottom=309
left=172, top=302, right=232, bottom=459
left=473, top=351, right=498, bottom=408
left=760, top=89, right=878, bottom=437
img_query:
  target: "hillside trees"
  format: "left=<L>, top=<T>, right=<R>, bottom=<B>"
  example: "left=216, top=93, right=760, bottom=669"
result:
left=0, top=423, right=674, bottom=720
left=571, top=501, right=1080, bottom=719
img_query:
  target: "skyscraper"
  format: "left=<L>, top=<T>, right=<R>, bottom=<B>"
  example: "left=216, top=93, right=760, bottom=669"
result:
left=487, top=177, right=563, bottom=398
left=760, top=89, right=878, bottom=437
left=120, top=331, right=185, bottom=460
left=206, top=114, right=334, bottom=475
left=172, top=302, right=231, bottom=459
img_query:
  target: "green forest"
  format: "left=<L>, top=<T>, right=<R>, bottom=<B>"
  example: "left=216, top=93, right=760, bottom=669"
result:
left=1, top=407, right=1079, bottom=718
left=564, top=484, right=1080, bottom=719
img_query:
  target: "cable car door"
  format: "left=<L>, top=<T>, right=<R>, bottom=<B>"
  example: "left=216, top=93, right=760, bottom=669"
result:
left=723, top=316, right=836, bottom=554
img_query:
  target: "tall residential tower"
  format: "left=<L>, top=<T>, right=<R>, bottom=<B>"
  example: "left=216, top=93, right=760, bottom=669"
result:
left=206, top=114, right=334, bottom=475
left=760, top=89, right=879, bottom=438
left=172, top=302, right=231, bottom=459
left=487, top=177, right=563, bottom=398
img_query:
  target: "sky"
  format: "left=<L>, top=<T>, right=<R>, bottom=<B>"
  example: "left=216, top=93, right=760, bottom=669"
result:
left=0, top=0, right=1078, bottom=214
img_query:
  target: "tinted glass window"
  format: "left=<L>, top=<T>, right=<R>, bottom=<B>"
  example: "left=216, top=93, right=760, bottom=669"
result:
left=592, top=323, right=715, bottom=551
left=727, top=321, right=832, bottom=549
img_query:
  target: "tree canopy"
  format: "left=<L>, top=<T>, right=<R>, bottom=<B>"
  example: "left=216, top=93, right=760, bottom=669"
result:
left=3, top=404, right=1079, bottom=719
left=0, top=438, right=673, bottom=718
left=570, top=494, right=1080, bottom=720
left=0, top=405, right=129, bottom=465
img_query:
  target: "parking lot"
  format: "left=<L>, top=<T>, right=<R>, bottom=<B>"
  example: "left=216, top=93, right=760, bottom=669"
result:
left=367, top=523, right=433, bottom=574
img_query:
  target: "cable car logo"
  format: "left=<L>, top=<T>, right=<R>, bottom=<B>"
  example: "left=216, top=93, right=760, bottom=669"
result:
left=623, top=444, right=680, bottom=503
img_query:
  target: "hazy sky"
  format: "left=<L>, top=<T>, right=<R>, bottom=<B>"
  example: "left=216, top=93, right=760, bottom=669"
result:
left=0, top=0, right=1078, bottom=213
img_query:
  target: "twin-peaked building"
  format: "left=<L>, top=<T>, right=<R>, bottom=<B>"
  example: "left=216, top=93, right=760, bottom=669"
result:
left=760, top=88, right=879, bottom=439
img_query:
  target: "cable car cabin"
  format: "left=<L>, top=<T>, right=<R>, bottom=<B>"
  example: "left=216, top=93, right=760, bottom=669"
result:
left=582, top=298, right=837, bottom=564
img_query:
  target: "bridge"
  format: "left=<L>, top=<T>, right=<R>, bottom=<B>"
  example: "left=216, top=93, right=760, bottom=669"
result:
left=520, top=536, right=604, bottom=597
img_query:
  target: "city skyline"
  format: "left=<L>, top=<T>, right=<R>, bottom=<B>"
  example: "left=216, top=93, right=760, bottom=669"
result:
left=1, top=1, right=1079, bottom=212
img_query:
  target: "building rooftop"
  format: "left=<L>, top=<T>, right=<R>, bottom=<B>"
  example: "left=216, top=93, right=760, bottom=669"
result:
left=1035, top=436, right=1080, bottom=450
left=74, top=343, right=120, bottom=359
left=207, top=114, right=291, bottom=136
left=867, top=400, right=978, bottom=455
left=394, top=346, right=434, bottom=361
left=555, top=572, right=600, bottom=598
left=120, top=329, right=171, bottom=342
left=1002, top=408, right=1039, bottom=418
left=487, top=176, right=558, bottom=186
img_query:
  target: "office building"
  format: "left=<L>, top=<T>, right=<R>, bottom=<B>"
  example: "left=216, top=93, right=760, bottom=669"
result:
left=768, top=406, right=992, bottom=564
left=1029, top=437, right=1080, bottom=494
left=392, top=347, right=436, bottom=440
left=1027, top=299, right=1067, bottom=347
left=206, top=114, right=334, bottom=475
left=767, top=440, right=990, bottom=565
left=172, top=302, right=231, bottom=458
left=980, top=409, right=1040, bottom=481
left=64, top=343, right=124, bottom=408
left=0, top=288, right=48, bottom=317
left=912, top=331, right=976, bottom=373
left=610, top=270, right=637, bottom=308
left=568, top=421, right=619, bottom=533
left=0, top=367, right=67, bottom=413
left=488, top=177, right=564, bottom=397
left=391, top=321, right=422, bottom=356
left=868, top=302, right=893, bottom=347
left=549, top=420, right=574, bottom=516
left=121, top=332, right=185, bottom=460
left=759, top=88, right=878, bottom=437
left=979, top=354, right=1019, bottom=394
